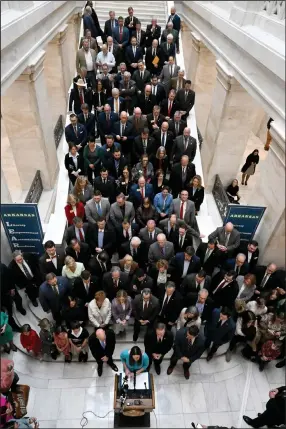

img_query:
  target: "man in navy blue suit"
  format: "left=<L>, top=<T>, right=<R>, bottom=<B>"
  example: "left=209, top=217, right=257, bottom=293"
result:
left=167, top=7, right=181, bottom=34
left=112, top=111, right=135, bottom=162
left=97, top=104, right=119, bottom=145
left=169, top=246, right=201, bottom=284
left=129, top=176, right=154, bottom=209
left=65, top=113, right=87, bottom=153
left=112, top=16, right=129, bottom=63
left=39, top=273, right=71, bottom=324
left=103, top=10, right=118, bottom=42
left=77, top=103, right=96, bottom=138
left=125, top=36, right=144, bottom=73
left=223, top=253, right=249, bottom=277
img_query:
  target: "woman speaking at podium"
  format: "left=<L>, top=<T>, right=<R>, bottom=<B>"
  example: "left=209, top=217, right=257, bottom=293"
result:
left=120, top=346, right=149, bottom=376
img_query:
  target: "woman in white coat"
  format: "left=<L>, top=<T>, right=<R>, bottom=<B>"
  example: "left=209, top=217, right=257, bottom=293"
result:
left=88, top=290, right=111, bottom=329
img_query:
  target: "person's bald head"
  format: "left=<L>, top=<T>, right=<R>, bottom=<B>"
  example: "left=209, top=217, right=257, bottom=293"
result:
left=178, top=70, right=185, bottom=79
left=107, top=36, right=113, bottom=45
left=134, top=107, right=142, bottom=119
left=225, top=222, right=234, bottom=233
left=145, top=84, right=152, bottom=95
left=183, top=128, right=191, bottom=137
left=267, top=263, right=277, bottom=275
left=167, top=22, right=173, bottom=30
left=167, top=34, right=173, bottom=41
left=152, top=39, right=158, bottom=48
left=120, top=111, right=128, bottom=123
left=101, top=44, right=108, bottom=54
left=171, top=6, right=176, bottom=14
left=161, top=121, right=169, bottom=132
left=96, top=328, right=106, bottom=341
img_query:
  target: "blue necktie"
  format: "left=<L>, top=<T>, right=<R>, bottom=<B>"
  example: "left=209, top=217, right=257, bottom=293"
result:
left=97, top=203, right=102, bottom=216
left=100, top=340, right=106, bottom=349
left=98, top=231, right=104, bottom=248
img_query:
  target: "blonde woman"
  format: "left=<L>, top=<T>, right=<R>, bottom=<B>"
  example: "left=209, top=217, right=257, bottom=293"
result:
left=62, top=256, right=85, bottom=284
left=111, top=290, right=132, bottom=335
left=64, top=194, right=85, bottom=226
left=186, top=175, right=205, bottom=214
left=88, top=290, right=111, bottom=328
left=72, top=175, right=93, bottom=204
left=119, top=254, right=139, bottom=277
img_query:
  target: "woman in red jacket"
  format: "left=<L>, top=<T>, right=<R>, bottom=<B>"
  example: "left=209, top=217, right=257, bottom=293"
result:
left=20, top=324, right=42, bottom=357
left=64, top=194, right=85, bottom=226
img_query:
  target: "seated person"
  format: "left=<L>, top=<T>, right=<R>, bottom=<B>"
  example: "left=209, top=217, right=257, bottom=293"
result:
left=68, top=321, right=89, bottom=362
left=226, top=179, right=240, bottom=204
left=120, top=345, right=149, bottom=376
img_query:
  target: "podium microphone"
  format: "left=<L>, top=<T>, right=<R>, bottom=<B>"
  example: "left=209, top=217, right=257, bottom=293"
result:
left=133, top=370, right=136, bottom=391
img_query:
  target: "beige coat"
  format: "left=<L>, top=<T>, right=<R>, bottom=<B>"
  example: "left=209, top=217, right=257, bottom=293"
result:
left=76, top=48, right=97, bottom=74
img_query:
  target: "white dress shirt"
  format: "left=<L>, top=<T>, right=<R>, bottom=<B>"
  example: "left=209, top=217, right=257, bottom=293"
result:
left=182, top=260, right=190, bottom=278
left=96, top=51, right=115, bottom=72
left=84, top=50, right=94, bottom=71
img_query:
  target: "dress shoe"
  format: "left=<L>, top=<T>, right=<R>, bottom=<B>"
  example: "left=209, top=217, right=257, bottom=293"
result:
left=3, top=345, right=10, bottom=354
left=133, top=335, right=138, bottom=342
left=82, top=353, right=88, bottom=362
left=31, top=300, right=38, bottom=307
left=154, top=364, right=161, bottom=375
left=243, top=415, right=255, bottom=427
left=206, top=353, right=213, bottom=362
left=184, top=369, right=190, bottom=380
left=225, top=349, right=232, bottom=362
left=110, top=363, right=118, bottom=372
left=167, top=365, right=174, bottom=375
left=18, top=308, right=27, bottom=316
left=97, top=365, right=103, bottom=377
left=276, top=359, right=286, bottom=368
left=10, top=343, right=17, bottom=352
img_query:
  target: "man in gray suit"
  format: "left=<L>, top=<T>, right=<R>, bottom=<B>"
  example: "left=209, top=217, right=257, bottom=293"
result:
left=159, top=56, right=180, bottom=96
left=132, top=288, right=160, bottom=341
left=171, top=127, right=197, bottom=163
left=148, top=233, right=174, bottom=266
left=159, top=214, right=200, bottom=241
left=85, top=191, right=110, bottom=224
left=76, top=39, right=97, bottom=87
left=109, top=193, right=135, bottom=229
left=139, top=220, right=163, bottom=249
left=172, top=191, right=196, bottom=229
left=208, top=222, right=240, bottom=258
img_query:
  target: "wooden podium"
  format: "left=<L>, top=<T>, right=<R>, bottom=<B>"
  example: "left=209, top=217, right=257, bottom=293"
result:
left=113, top=373, right=155, bottom=427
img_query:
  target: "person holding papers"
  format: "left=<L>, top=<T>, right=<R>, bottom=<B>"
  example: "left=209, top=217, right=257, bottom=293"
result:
left=120, top=345, right=149, bottom=376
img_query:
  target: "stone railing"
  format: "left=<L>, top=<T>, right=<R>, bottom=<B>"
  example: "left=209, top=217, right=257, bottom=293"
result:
left=54, top=115, right=64, bottom=150
left=262, top=1, right=285, bottom=19
left=212, top=174, right=229, bottom=221
left=24, top=170, right=43, bottom=203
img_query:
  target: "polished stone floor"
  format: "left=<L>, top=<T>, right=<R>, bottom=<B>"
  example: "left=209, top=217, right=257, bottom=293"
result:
left=3, top=348, right=284, bottom=428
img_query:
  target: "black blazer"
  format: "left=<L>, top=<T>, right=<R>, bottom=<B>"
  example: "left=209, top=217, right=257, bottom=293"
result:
left=119, top=242, right=147, bottom=269
left=131, top=29, right=147, bottom=51
left=186, top=185, right=205, bottom=212
left=8, top=253, right=42, bottom=288
left=137, top=93, right=157, bottom=115
left=115, top=224, right=140, bottom=246
left=210, top=271, right=239, bottom=309
left=181, top=273, right=211, bottom=296
left=130, top=274, right=154, bottom=298
left=253, top=265, right=277, bottom=292
left=187, top=293, right=214, bottom=322
left=102, top=272, right=130, bottom=300
left=89, top=328, right=116, bottom=360
left=133, top=136, right=155, bottom=162
left=65, top=242, right=91, bottom=267
left=168, top=119, right=187, bottom=137
left=160, top=99, right=179, bottom=119
left=92, top=91, right=107, bottom=114
left=160, top=42, right=176, bottom=62
left=87, top=225, right=116, bottom=257
left=132, top=69, right=151, bottom=92
left=38, top=247, right=66, bottom=278
left=65, top=223, right=90, bottom=246
left=104, top=156, right=128, bottom=180
left=145, top=46, right=163, bottom=75
left=158, top=289, right=183, bottom=324
left=88, top=257, right=112, bottom=282
left=204, top=309, right=236, bottom=345
left=64, top=153, right=85, bottom=183
left=103, top=19, right=119, bottom=40
left=195, top=242, right=220, bottom=276
left=64, top=123, right=88, bottom=148
left=169, top=162, right=196, bottom=197
left=146, top=113, right=166, bottom=135
left=236, top=243, right=259, bottom=272
left=145, top=24, right=161, bottom=47
left=175, top=89, right=195, bottom=114
left=144, top=328, right=173, bottom=356
left=173, top=327, right=205, bottom=361
left=169, top=253, right=201, bottom=283
left=68, top=87, right=92, bottom=115
left=111, top=121, right=135, bottom=155
left=152, top=129, right=174, bottom=157
left=72, top=275, right=100, bottom=302
left=93, top=176, right=116, bottom=203
left=125, top=46, right=144, bottom=68
left=77, top=112, right=96, bottom=138
left=172, top=230, right=194, bottom=253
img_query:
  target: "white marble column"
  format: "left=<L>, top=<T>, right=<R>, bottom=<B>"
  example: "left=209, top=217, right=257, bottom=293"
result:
left=250, top=121, right=285, bottom=266
left=8, top=1, right=33, bottom=10
left=67, top=15, right=79, bottom=82
left=2, top=50, right=59, bottom=191
left=188, top=32, right=202, bottom=84
left=58, top=24, right=71, bottom=96
left=201, top=59, right=261, bottom=190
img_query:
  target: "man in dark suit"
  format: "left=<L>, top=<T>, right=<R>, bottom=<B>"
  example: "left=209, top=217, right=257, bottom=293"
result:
left=103, top=11, right=118, bottom=41
left=175, top=80, right=196, bottom=120
left=167, top=7, right=181, bottom=33
left=139, top=220, right=162, bottom=250
left=97, top=105, right=119, bottom=145
left=208, top=223, right=241, bottom=259
left=129, top=269, right=154, bottom=298
left=65, top=113, right=87, bottom=152
left=253, top=263, right=278, bottom=294
left=181, top=270, right=211, bottom=297
left=88, top=328, right=118, bottom=376
left=129, top=176, right=154, bottom=209
left=102, top=267, right=129, bottom=300
left=73, top=68, right=92, bottom=91
left=187, top=289, right=214, bottom=322
left=146, top=105, right=166, bottom=135
left=169, top=246, right=201, bottom=284
left=150, top=75, right=165, bottom=104
left=83, top=6, right=100, bottom=39
left=132, top=288, right=160, bottom=341
left=133, top=128, right=155, bottom=163
left=112, top=111, right=135, bottom=160
left=144, top=322, right=173, bottom=374
left=224, top=253, right=249, bottom=277
left=167, top=325, right=205, bottom=379
left=39, top=273, right=71, bottom=324
left=152, top=121, right=174, bottom=160
left=168, top=111, right=187, bottom=137
left=124, top=7, right=139, bottom=38
left=112, top=16, right=129, bottom=49
left=160, top=37, right=176, bottom=64
left=236, top=240, right=259, bottom=272
left=145, top=40, right=163, bottom=76
left=169, top=156, right=196, bottom=198
left=210, top=270, right=239, bottom=309
left=77, top=103, right=96, bottom=138
left=88, top=218, right=116, bottom=258
left=119, top=236, right=147, bottom=269
left=65, top=217, right=90, bottom=246
left=93, top=168, right=116, bottom=203
left=104, top=148, right=127, bottom=181
left=65, top=239, right=91, bottom=267
left=137, top=85, right=157, bottom=116
left=132, top=62, right=151, bottom=93
left=115, top=220, right=140, bottom=248
left=145, top=19, right=161, bottom=47
left=107, top=88, right=125, bottom=114
left=157, top=281, right=182, bottom=329
left=88, top=251, right=111, bottom=284
left=125, top=37, right=144, bottom=74
left=9, top=250, right=42, bottom=307
left=160, top=90, right=179, bottom=120
left=132, top=22, right=147, bottom=54
left=196, top=239, right=220, bottom=276
left=204, top=307, right=236, bottom=361
left=171, top=127, right=197, bottom=163
left=73, top=270, right=99, bottom=304
left=69, top=77, right=92, bottom=115
left=39, top=241, right=66, bottom=278
left=172, top=223, right=195, bottom=253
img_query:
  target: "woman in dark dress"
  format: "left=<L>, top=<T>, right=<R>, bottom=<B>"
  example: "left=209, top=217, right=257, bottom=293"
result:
left=64, top=144, right=85, bottom=186
left=241, top=149, right=259, bottom=185
left=186, top=175, right=205, bottom=214
left=117, top=166, right=133, bottom=198
left=83, top=138, right=101, bottom=185
left=151, top=169, right=169, bottom=196
left=226, top=179, right=240, bottom=204
left=149, top=146, right=169, bottom=175
left=135, top=197, right=159, bottom=228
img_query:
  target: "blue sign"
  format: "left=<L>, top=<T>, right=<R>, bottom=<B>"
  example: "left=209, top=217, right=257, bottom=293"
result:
left=1, top=204, right=44, bottom=255
left=224, top=205, right=266, bottom=242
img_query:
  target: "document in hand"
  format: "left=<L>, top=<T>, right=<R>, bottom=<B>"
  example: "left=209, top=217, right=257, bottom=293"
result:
left=152, top=56, right=160, bottom=65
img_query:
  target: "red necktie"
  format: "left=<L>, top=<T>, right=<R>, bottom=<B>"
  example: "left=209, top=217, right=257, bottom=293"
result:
left=143, top=167, right=147, bottom=179
left=141, top=187, right=144, bottom=199
left=79, top=229, right=84, bottom=242
left=79, top=91, right=84, bottom=105
left=213, top=280, right=227, bottom=294
left=168, top=101, right=172, bottom=117
left=119, top=27, right=123, bottom=42
left=180, top=202, right=184, bottom=219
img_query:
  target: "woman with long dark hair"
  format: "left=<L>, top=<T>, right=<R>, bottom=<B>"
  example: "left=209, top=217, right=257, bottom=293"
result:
left=241, top=149, right=259, bottom=185
left=120, top=345, right=149, bottom=376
